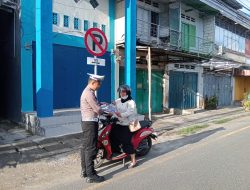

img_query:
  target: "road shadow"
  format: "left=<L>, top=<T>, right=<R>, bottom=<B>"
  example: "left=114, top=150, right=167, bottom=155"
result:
left=0, top=127, right=224, bottom=176
left=98, top=127, right=225, bottom=181
left=0, top=135, right=83, bottom=169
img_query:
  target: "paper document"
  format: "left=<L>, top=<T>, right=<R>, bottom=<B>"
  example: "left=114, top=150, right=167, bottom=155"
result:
left=101, top=103, right=117, bottom=113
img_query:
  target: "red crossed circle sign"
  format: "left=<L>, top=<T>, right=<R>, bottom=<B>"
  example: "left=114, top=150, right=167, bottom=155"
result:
left=84, top=28, right=108, bottom=57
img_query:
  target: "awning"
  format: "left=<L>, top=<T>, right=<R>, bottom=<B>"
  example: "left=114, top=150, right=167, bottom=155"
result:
left=234, top=66, right=250, bottom=76
left=201, top=58, right=242, bottom=70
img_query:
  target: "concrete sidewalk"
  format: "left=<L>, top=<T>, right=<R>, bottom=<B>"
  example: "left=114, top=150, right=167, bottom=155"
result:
left=152, top=106, right=249, bottom=132
left=0, top=106, right=249, bottom=158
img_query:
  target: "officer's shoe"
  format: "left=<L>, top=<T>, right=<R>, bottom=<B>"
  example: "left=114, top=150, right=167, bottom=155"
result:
left=80, top=171, right=87, bottom=178
left=86, top=174, right=105, bottom=183
left=81, top=170, right=97, bottom=178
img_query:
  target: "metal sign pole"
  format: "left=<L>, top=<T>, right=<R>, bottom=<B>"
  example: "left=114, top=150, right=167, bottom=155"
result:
left=94, top=56, right=98, bottom=75
left=94, top=56, right=98, bottom=96
left=85, top=28, right=108, bottom=97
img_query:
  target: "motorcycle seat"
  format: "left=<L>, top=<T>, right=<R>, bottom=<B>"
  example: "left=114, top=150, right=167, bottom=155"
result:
left=139, top=120, right=152, bottom=128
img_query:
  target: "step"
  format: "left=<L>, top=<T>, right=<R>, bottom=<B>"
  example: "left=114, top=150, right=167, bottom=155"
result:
left=43, top=122, right=82, bottom=138
left=173, top=108, right=204, bottom=115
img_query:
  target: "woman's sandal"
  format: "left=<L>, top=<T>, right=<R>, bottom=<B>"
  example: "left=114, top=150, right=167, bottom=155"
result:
left=127, top=162, right=137, bottom=169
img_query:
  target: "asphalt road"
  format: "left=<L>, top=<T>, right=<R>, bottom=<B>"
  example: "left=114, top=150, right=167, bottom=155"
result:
left=3, top=115, right=250, bottom=190
left=43, top=115, right=250, bottom=190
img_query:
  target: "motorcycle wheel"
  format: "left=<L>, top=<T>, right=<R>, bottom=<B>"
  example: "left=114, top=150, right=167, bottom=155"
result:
left=135, top=137, right=152, bottom=156
left=94, top=148, right=105, bottom=168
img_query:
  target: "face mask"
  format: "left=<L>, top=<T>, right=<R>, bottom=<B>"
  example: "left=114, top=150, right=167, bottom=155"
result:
left=121, top=95, right=128, bottom=100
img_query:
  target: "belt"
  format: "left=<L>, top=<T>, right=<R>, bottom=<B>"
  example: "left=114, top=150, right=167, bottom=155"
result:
left=82, top=118, right=99, bottom=122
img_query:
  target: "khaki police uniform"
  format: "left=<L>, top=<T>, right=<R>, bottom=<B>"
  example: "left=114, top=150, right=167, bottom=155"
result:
left=80, top=74, right=104, bottom=177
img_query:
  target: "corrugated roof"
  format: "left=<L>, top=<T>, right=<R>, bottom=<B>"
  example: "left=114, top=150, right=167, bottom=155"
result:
left=221, top=0, right=242, bottom=10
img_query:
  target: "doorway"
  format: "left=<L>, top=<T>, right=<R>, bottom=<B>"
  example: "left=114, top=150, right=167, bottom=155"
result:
left=0, top=7, right=21, bottom=121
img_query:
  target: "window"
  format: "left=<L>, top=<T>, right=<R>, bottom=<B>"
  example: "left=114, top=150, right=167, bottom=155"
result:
left=151, top=11, right=159, bottom=37
left=53, top=13, right=58, bottom=25
left=74, top=18, right=79, bottom=30
left=215, top=26, right=246, bottom=53
left=181, top=13, right=196, bottom=23
left=215, top=26, right=220, bottom=44
left=84, top=20, right=89, bottom=31
left=64, top=15, right=69, bottom=27
left=219, top=28, right=224, bottom=44
left=101, top=24, right=106, bottom=33
left=239, top=37, right=245, bottom=53
left=93, top=22, right=98, bottom=28
left=191, top=17, right=195, bottom=22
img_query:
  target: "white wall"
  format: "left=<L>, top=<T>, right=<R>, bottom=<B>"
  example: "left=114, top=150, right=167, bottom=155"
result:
left=115, top=0, right=125, bottom=43
left=53, top=0, right=110, bottom=41
left=203, top=16, right=215, bottom=42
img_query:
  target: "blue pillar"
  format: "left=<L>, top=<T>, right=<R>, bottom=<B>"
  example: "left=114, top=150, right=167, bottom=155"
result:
left=36, top=0, right=53, bottom=117
left=125, top=0, right=137, bottom=99
left=109, top=0, right=116, bottom=101
left=21, top=0, right=35, bottom=112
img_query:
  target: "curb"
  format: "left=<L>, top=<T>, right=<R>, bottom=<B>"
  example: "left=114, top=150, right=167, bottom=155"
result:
left=153, top=111, right=250, bottom=134
left=0, top=132, right=82, bottom=154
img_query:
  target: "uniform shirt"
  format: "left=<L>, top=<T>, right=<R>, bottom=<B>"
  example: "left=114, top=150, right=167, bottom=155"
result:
left=80, top=86, right=102, bottom=121
left=115, top=98, right=137, bottom=126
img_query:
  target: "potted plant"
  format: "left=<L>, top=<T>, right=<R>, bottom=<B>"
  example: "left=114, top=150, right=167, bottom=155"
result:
left=242, top=92, right=250, bottom=111
left=205, top=95, right=218, bottom=110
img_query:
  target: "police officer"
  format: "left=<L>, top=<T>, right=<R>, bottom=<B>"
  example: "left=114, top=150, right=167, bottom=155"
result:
left=80, top=73, right=105, bottom=183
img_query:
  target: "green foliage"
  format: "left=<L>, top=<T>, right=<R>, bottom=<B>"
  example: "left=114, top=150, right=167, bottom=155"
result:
left=242, top=92, right=250, bottom=111
left=205, top=95, right=218, bottom=110
left=213, top=118, right=232, bottom=124
left=177, top=124, right=210, bottom=135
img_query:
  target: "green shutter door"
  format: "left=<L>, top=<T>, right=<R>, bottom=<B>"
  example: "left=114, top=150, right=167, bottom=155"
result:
left=181, top=23, right=189, bottom=51
left=189, top=24, right=196, bottom=48
left=151, top=71, right=163, bottom=113
left=136, top=69, right=149, bottom=114
left=181, top=23, right=196, bottom=50
left=119, top=68, right=163, bottom=114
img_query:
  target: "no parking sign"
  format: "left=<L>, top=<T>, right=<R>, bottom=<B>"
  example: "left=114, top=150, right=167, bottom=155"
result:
left=84, top=28, right=108, bottom=57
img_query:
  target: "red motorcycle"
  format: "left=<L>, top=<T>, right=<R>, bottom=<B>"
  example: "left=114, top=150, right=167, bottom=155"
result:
left=94, top=114, right=157, bottom=168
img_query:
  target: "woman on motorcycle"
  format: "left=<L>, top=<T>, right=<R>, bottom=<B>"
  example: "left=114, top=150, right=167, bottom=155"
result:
left=110, top=85, right=138, bottom=169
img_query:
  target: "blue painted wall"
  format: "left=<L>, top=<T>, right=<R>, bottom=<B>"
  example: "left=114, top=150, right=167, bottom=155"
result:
left=53, top=45, right=111, bottom=109
left=33, top=44, right=111, bottom=109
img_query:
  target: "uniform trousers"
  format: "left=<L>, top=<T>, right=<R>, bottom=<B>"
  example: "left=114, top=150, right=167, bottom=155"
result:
left=80, top=121, right=98, bottom=177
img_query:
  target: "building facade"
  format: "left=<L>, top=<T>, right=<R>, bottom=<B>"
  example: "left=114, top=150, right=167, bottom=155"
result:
left=20, top=0, right=116, bottom=117
left=115, top=0, right=250, bottom=113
